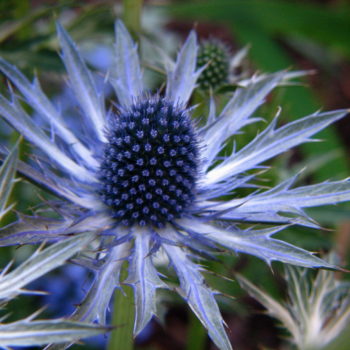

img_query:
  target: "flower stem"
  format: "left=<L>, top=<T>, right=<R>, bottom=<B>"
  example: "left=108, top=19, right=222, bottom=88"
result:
left=122, top=0, right=143, bottom=39
left=108, top=262, right=135, bottom=350
left=186, top=311, right=207, bottom=350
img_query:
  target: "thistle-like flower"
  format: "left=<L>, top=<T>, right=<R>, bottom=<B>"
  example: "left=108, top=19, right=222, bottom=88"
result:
left=196, top=38, right=230, bottom=90
left=0, top=21, right=350, bottom=350
left=196, top=38, right=249, bottom=91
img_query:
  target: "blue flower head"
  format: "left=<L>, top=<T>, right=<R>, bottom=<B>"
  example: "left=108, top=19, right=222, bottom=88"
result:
left=99, top=96, right=199, bottom=228
left=0, top=21, right=350, bottom=350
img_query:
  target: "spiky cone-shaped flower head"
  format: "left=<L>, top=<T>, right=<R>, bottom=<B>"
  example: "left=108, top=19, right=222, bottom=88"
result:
left=0, top=20, right=350, bottom=350
left=196, top=38, right=230, bottom=91
left=100, top=96, right=199, bottom=228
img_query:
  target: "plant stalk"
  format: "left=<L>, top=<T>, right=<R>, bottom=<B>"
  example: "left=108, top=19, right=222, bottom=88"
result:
left=122, top=0, right=143, bottom=39
left=108, top=262, right=135, bottom=350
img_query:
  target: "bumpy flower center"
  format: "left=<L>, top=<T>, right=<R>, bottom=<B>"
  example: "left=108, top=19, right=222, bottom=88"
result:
left=196, top=38, right=230, bottom=90
left=99, top=97, right=199, bottom=228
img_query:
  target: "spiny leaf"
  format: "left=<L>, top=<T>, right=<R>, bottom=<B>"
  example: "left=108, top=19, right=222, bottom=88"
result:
left=70, top=240, right=131, bottom=324
left=125, top=232, right=166, bottom=335
left=163, top=233, right=232, bottom=350
left=0, top=58, right=97, bottom=168
left=56, top=23, right=106, bottom=142
left=111, top=20, right=143, bottom=107
left=0, top=215, right=75, bottom=247
left=0, top=143, right=18, bottom=221
left=0, top=319, right=109, bottom=347
left=165, top=30, right=201, bottom=105
left=205, top=109, right=348, bottom=186
left=201, top=72, right=286, bottom=170
left=214, top=177, right=350, bottom=227
left=236, top=274, right=300, bottom=342
left=0, top=233, right=93, bottom=301
left=0, top=212, right=111, bottom=247
left=0, top=93, right=95, bottom=183
left=0, top=150, right=97, bottom=209
left=179, top=218, right=337, bottom=269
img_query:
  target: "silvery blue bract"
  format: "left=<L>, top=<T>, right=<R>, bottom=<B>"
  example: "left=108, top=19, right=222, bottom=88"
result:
left=0, top=21, right=349, bottom=350
left=0, top=148, right=109, bottom=347
left=237, top=256, right=350, bottom=349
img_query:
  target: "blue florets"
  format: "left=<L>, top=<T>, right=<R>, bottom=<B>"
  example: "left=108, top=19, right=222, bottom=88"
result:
left=99, top=96, right=199, bottom=228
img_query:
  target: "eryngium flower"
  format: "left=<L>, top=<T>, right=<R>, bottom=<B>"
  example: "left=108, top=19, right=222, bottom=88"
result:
left=196, top=38, right=230, bottom=90
left=0, top=21, right=350, bottom=350
left=99, top=96, right=199, bottom=228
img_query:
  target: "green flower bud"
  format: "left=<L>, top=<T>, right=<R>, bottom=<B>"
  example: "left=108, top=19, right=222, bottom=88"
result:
left=196, top=38, right=230, bottom=91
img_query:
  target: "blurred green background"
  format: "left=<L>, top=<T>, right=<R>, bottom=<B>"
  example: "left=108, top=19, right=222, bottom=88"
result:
left=0, top=0, right=349, bottom=349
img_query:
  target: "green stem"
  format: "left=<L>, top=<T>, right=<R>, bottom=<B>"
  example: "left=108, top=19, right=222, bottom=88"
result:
left=108, top=262, right=135, bottom=350
left=122, top=0, right=143, bottom=39
left=186, top=311, right=207, bottom=350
